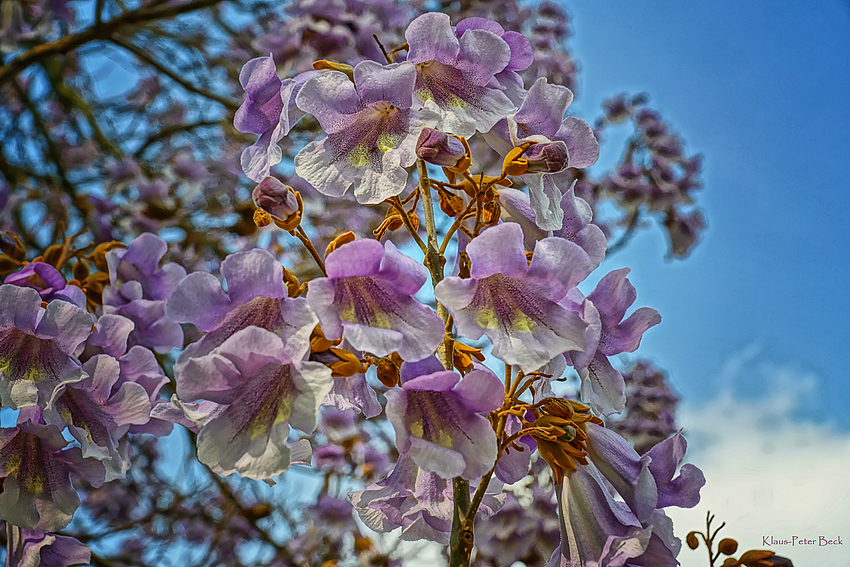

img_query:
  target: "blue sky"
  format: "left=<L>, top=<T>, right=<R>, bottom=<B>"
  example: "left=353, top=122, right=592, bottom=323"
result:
left=564, top=0, right=850, bottom=427
left=560, top=2, right=850, bottom=564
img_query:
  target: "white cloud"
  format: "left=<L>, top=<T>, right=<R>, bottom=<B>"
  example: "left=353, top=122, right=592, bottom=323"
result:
left=667, top=348, right=850, bottom=567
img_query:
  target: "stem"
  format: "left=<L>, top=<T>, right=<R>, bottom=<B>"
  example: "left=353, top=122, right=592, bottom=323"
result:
left=292, top=226, right=326, bottom=275
left=388, top=197, right=427, bottom=254
left=0, top=0, right=226, bottom=87
left=6, top=523, right=21, bottom=567
left=414, top=159, right=473, bottom=565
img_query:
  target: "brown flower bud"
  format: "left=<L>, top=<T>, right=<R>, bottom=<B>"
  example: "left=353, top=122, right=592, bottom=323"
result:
left=312, top=60, right=355, bottom=81
left=88, top=241, right=126, bottom=273
left=686, top=531, right=700, bottom=550
left=375, top=353, right=402, bottom=388
left=42, top=244, right=64, bottom=267
left=73, top=260, right=90, bottom=282
left=328, top=348, right=368, bottom=378
left=325, top=231, right=356, bottom=257
left=437, top=187, right=465, bottom=217
left=310, top=324, right=341, bottom=353
left=718, top=538, right=739, bottom=556
left=482, top=200, right=501, bottom=226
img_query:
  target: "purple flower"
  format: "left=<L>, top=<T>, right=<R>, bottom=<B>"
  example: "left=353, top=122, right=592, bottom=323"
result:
left=570, top=268, right=662, bottom=415
left=528, top=400, right=701, bottom=567
left=415, top=127, right=468, bottom=168
left=103, top=233, right=185, bottom=353
left=234, top=55, right=311, bottom=182
left=499, top=181, right=607, bottom=270
left=494, top=77, right=600, bottom=229
left=405, top=12, right=516, bottom=137
left=306, top=238, right=444, bottom=362
left=294, top=60, right=436, bottom=204
left=0, top=285, right=91, bottom=410
left=4, top=262, right=85, bottom=307
left=16, top=530, right=91, bottom=567
left=168, top=248, right=317, bottom=373
left=454, top=17, right=534, bottom=106
left=385, top=366, right=501, bottom=480
left=176, top=326, right=332, bottom=479
left=44, top=354, right=152, bottom=471
left=252, top=176, right=300, bottom=221
left=322, top=352, right=382, bottom=418
left=0, top=421, right=106, bottom=531
left=349, top=453, right=504, bottom=544
left=493, top=415, right=534, bottom=484
left=435, top=222, right=591, bottom=373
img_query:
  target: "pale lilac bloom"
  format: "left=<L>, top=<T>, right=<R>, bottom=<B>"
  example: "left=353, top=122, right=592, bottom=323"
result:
left=404, top=12, right=516, bottom=137
left=385, top=364, right=501, bottom=480
left=454, top=17, right=534, bottom=106
left=306, top=239, right=444, bottom=362
left=234, top=55, right=313, bottom=182
left=44, top=354, right=152, bottom=469
left=323, top=357, right=382, bottom=418
left=4, top=262, right=86, bottom=307
left=168, top=248, right=317, bottom=373
left=16, top=530, right=91, bottom=567
left=103, top=233, right=185, bottom=353
left=435, top=222, right=590, bottom=373
left=490, top=77, right=600, bottom=229
left=493, top=414, right=534, bottom=484
left=499, top=181, right=607, bottom=270
left=349, top=453, right=504, bottom=544
left=0, top=285, right=91, bottom=409
left=545, top=423, right=703, bottom=567
left=567, top=269, right=662, bottom=415
left=415, top=127, right=467, bottom=167
left=294, top=60, right=437, bottom=204
left=176, top=326, right=332, bottom=479
left=0, top=421, right=106, bottom=532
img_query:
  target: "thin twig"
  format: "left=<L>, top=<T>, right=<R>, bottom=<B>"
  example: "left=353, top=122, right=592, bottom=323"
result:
left=0, top=0, right=227, bottom=86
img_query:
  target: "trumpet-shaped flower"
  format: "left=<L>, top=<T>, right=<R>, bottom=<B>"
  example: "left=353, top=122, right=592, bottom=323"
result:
left=16, top=530, right=91, bottom=567
left=490, top=77, right=600, bottom=229
left=404, top=12, right=516, bottom=137
left=435, top=222, right=591, bottom=373
left=294, top=60, right=437, bottom=204
left=43, top=354, right=152, bottom=467
left=0, top=421, right=106, bottom=532
left=234, top=55, right=314, bottom=182
left=498, top=182, right=608, bottom=270
left=168, top=248, right=317, bottom=374
left=385, top=364, right=502, bottom=480
left=568, top=268, right=662, bottom=415
left=0, top=285, right=91, bottom=409
left=103, top=233, right=185, bottom=352
left=349, top=453, right=504, bottom=544
left=4, top=261, right=86, bottom=307
left=176, top=326, right=332, bottom=479
left=525, top=398, right=702, bottom=567
left=306, top=239, right=444, bottom=362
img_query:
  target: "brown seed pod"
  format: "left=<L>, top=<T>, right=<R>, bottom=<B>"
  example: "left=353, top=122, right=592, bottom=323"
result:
left=718, top=538, right=739, bottom=555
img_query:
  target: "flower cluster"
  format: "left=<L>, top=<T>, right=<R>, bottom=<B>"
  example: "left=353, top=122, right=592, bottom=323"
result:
left=0, top=4, right=711, bottom=567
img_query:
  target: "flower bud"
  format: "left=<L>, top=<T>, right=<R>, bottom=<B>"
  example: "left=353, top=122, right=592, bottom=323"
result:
left=253, top=177, right=300, bottom=221
left=718, top=538, right=739, bottom=556
left=686, top=531, right=700, bottom=550
left=523, top=141, right=569, bottom=173
left=416, top=128, right=470, bottom=171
